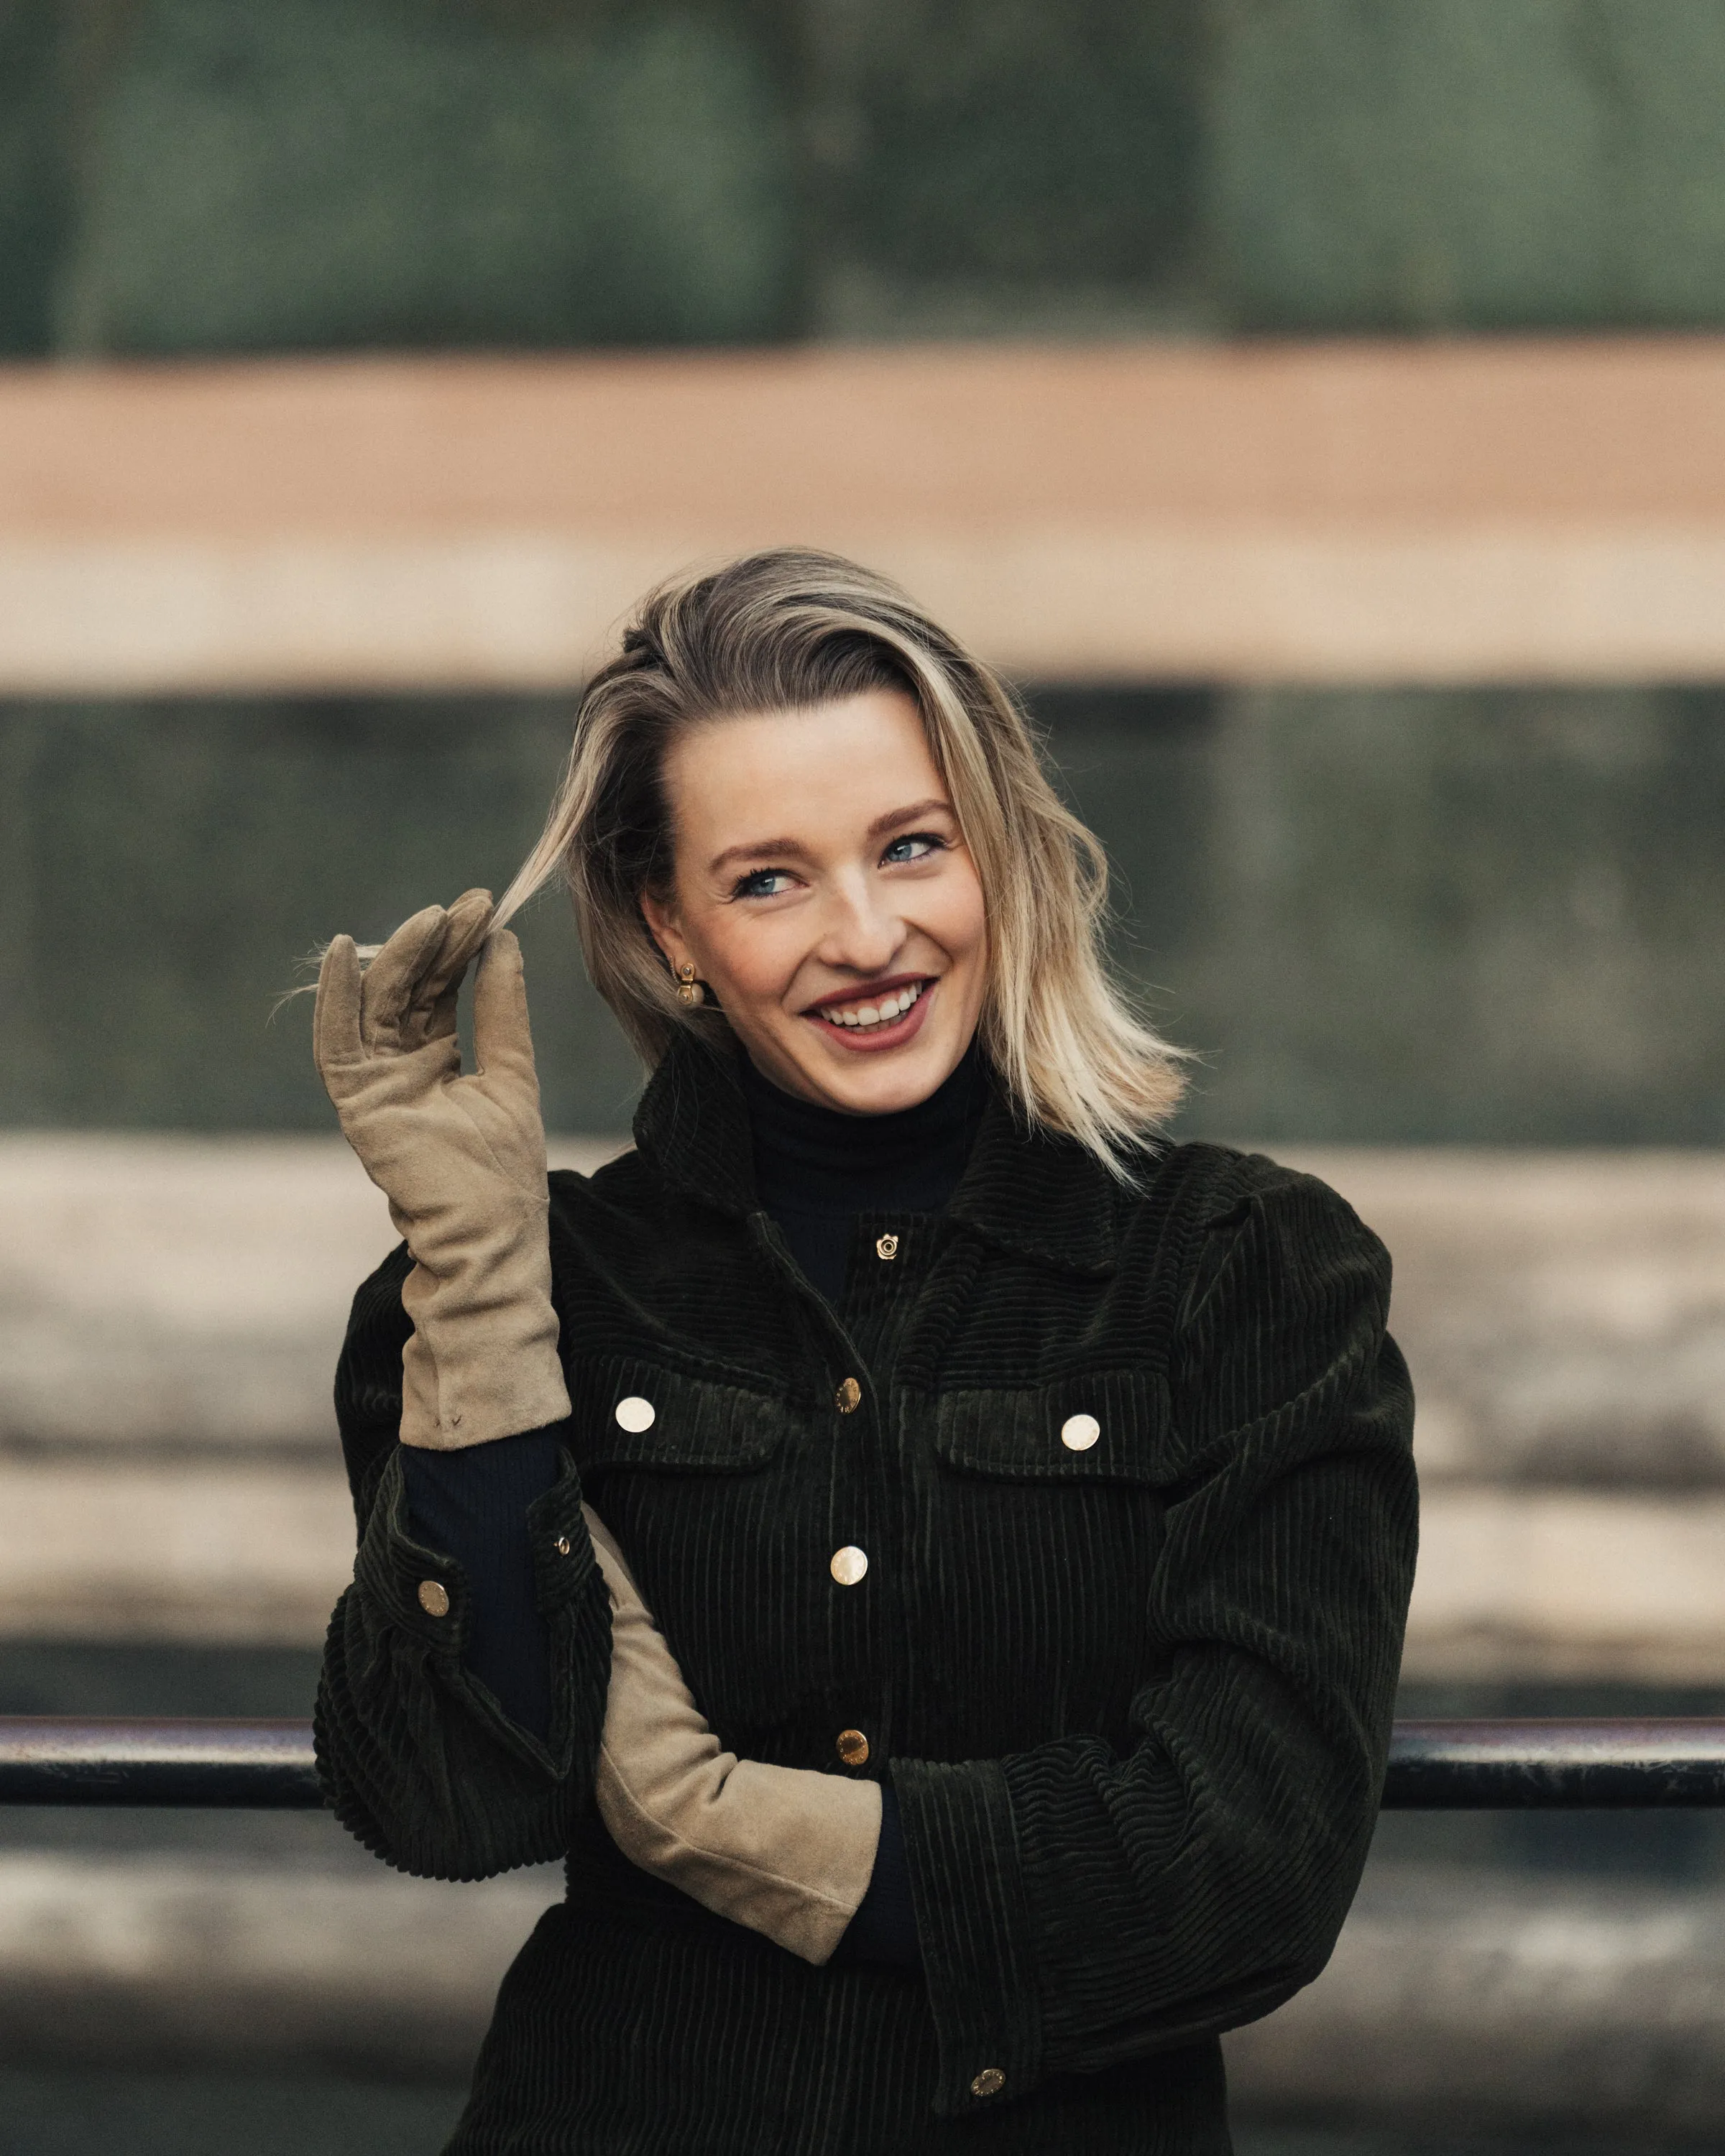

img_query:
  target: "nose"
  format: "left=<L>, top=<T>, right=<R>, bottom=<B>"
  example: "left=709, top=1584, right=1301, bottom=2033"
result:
left=813, top=867, right=906, bottom=978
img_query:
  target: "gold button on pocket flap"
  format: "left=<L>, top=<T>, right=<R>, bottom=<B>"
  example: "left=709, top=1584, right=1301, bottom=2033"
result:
left=971, top=2068, right=1006, bottom=2098
left=875, top=1233, right=899, bottom=1261
left=836, top=1728, right=870, bottom=1768
left=829, top=1544, right=869, bottom=1586
left=417, top=1580, right=450, bottom=1618
left=835, top=1376, right=862, bottom=1414
left=1060, top=1411, right=1101, bottom=1452
left=579, top=1370, right=791, bottom=1474
left=554, top=1535, right=571, bottom=1556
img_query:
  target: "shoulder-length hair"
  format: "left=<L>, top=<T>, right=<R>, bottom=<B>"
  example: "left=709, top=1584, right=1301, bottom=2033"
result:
left=495, top=548, right=1184, bottom=1176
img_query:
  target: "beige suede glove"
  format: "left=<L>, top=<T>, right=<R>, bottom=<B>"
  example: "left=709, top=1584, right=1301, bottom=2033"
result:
left=314, top=890, right=571, bottom=1450
left=584, top=1506, right=882, bottom=1966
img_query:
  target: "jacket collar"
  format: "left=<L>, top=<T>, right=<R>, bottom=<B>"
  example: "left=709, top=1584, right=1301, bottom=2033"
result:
left=632, top=1030, right=1132, bottom=1276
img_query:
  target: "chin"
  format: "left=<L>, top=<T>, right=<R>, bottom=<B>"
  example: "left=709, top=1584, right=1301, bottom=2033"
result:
left=805, top=1034, right=961, bottom=1115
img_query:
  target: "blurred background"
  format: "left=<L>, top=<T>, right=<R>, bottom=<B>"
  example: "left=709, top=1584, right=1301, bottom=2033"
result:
left=6, top=1, right=1725, bottom=2150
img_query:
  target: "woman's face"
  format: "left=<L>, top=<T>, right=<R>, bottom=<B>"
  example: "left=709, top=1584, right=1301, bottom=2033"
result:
left=641, top=689, right=989, bottom=1115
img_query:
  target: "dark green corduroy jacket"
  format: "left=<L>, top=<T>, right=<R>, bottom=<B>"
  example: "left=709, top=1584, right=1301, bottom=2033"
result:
left=317, top=1035, right=1417, bottom=2155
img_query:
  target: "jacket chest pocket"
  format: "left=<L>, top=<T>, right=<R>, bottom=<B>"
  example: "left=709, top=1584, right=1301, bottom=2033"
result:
left=916, top=1369, right=1172, bottom=1734
left=567, top=1358, right=807, bottom=1728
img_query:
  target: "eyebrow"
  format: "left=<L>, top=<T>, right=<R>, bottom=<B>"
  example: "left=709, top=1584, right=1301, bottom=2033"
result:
left=706, top=797, right=954, bottom=877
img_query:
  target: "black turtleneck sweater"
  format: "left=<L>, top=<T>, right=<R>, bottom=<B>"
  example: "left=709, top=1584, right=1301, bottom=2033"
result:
left=400, top=1044, right=988, bottom=1966
left=740, top=1042, right=985, bottom=1306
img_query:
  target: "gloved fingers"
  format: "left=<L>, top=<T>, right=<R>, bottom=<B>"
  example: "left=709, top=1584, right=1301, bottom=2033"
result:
left=471, top=929, right=539, bottom=1084
left=313, top=935, right=364, bottom=1079
left=355, top=903, right=456, bottom=1054
left=400, top=888, right=494, bottom=1053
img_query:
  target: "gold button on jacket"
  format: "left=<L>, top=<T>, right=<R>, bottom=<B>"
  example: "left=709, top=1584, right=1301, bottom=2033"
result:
left=835, top=1728, right=870, bottom=1767
left=875, top=1233, right=899, bottom=1261
left=829, top=1545, right=869, bottom=1586
left=971, top=2068, right=1006, bottom=2098
left=416, top=1580, right=450, bottom=1618
left=835, top=1376, right=862, bottom=1413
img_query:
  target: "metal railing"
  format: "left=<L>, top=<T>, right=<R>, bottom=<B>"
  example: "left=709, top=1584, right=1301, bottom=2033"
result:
left=2, top=1717, right=1724, bottom=1809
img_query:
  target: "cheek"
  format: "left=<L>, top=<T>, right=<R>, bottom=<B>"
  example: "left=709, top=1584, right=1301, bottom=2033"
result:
left=924, top=862, right=989, bottom=964
left=695, top=908, right=804, bottom=1003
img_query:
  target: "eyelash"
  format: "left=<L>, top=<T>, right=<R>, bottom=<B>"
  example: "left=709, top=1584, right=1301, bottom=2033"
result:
left=727, top=831, right=947, bottom=902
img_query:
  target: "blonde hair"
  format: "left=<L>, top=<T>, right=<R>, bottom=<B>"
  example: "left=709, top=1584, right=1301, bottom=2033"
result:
left=495, top=548, right=1185, bottom=1176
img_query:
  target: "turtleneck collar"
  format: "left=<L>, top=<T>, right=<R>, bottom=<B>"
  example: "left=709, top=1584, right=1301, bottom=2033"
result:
left=630, top=1028, right=1135, bottom=1277
left=740, top=1040, right=988, bottom=1217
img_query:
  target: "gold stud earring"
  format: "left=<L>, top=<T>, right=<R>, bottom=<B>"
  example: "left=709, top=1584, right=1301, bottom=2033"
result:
left=675, top=961, right=705, bottom=1008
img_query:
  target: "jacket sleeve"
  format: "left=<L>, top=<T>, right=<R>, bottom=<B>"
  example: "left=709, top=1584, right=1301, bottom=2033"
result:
left=313, top=1243, right=612, bottom=1881
left=893, top=1164, right=1418, bottom=2116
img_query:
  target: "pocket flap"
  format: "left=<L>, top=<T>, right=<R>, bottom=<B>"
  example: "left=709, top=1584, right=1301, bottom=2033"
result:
left=570, top=1360, right=789, bottom=1474
left=932, top=1368, right=1172, bottom=1483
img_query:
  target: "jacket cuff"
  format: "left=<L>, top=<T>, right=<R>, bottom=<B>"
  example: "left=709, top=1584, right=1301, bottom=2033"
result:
left=892, top=1756, right=1044, bottom=2117
left=353, top=1442, right=594, bottom=1653
left=525, top=1450, right=599, bottom=1619
left=352, top=1448, right=472, bottom=1654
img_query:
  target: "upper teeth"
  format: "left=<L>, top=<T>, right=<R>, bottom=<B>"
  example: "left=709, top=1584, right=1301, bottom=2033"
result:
left=822, top=982, right=925, bottom=1029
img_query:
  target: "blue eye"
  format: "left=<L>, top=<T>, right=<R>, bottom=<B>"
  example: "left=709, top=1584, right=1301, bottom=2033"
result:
left=882, top=832, right=944, bottom=865
left=731, top=867, right=796, bottom=900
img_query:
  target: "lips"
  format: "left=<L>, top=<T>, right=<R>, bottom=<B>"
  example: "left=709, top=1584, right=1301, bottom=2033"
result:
left=804, top=975, right=937, bottom=1054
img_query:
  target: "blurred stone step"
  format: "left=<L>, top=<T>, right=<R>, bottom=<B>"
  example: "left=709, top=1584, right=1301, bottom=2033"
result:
left=2, top=1845, right=1724, bottom=2138
left=0, top=1135, right=617, bottom=1452
left=1225, top=1861, right=1725, bottom=2138
left=1291, top=1147, right=1725, bottom=1491
left=0, top=1849, right=557, bottom=2076
left=0, top=1458, right=353, bottom=1645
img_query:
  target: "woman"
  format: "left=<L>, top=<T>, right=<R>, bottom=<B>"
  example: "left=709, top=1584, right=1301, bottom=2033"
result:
left=314, top=548, right=1417, bottom=2154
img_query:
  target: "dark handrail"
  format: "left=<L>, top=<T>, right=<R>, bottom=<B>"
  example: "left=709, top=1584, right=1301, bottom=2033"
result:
left=3, top=1717, right=1725, bottom=1809
left=0, top=1718, right=321, bottom=1807
left=1382, top=1718, right=1725, bottom=1808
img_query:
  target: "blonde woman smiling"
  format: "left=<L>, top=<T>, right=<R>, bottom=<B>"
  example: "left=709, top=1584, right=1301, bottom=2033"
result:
left=314, top=550, right=1416, bottom=2154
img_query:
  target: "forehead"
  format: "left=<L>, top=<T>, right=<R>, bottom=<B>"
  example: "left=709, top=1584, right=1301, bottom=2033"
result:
left=663, top=690, right=946, bottom=842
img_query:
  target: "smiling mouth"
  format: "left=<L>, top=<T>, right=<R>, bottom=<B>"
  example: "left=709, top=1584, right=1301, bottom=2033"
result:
left=809, top=979, right=932, bottom=1033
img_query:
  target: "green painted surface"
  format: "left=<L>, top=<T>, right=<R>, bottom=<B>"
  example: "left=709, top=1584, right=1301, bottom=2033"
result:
left=55, top=0, right=799, bottom=354
left=1209, top=0, right=1725, bottom=332
left=12, top=1, right=1725, bottom=350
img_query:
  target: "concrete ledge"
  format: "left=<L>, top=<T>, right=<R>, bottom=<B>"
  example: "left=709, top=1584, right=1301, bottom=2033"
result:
left=2, top=1846, right=1724, bottom=2137
left=1227, top=1862, right=1725, bottom=2138
left=0, top=1851, right=556, bottom=2076
left=0, top=1135, right=617, bottom=1452
left=11, top=344, right=1725, bottom=688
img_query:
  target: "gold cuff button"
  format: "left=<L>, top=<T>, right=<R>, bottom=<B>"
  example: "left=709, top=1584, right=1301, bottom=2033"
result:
left=835, top=1377, right=862, bottom=1414
left=615, top=1396, right=656, bottom=1433
left=1060, top=1412, right=1101, bottom=1452
left=554, top=1535, right=571, bottom=1556
left=875, top=1233, right=899, bottom=1261
left=829, top=1545, right=869, bottom=1586
left=836, top=1728, right=870, bottom=1768
left=417, top=1580, right=450, bottom=1618
left=971, top=2068, right=1006, bottom=2098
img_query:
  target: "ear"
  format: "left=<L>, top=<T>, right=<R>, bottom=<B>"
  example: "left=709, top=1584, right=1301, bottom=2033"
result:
left=639, top=890, right=686, bottom=974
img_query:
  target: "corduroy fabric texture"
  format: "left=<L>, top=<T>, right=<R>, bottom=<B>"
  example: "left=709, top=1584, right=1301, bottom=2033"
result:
left=315, top=1033, right=1417, bottom=2153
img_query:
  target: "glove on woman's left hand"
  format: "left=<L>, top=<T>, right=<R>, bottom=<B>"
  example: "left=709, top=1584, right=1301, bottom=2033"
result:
left=315, top=889, right=571, bottom=1450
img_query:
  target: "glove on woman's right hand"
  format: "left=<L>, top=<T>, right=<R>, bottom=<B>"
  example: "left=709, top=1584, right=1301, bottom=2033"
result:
left=315, top=890, right=571, bottom=1451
